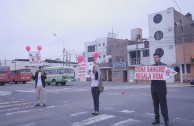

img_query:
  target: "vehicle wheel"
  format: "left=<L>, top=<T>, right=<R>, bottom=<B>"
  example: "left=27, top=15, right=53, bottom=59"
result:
left=22, top=81, right=26, bottom=84
left=47, top=83, right=51, bottom=85
left=52, top=80, right=56, bottom=85
left=61, top=82, right=66, bottom=86
left=14, top=81, right=18, bottom=84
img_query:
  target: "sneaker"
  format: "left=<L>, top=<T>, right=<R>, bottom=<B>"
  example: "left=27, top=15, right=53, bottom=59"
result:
left=34, top=104, right=40, bottom=107
left=94, top=112, right=99, bottom=115
left=92, top=112, right=96, bottom=115
left=42, top=103, right=46, bottom=107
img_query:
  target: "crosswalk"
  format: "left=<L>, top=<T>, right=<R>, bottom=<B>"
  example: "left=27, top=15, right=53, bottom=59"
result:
left=13, top=85, right=188, bottom=94
left=0, top=98, right=194, bottom=126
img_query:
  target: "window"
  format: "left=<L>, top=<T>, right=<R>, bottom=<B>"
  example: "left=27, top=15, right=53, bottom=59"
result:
left=103, top=43, right=105, bottom=47
left=88, top=45, right=95, bottom=52
left=130, top=51, right=140, bottom=58
left=182, top=64, right=191, bottom=73
left=103, top=55, right=105, bottom=58
left=88, top=57, right=94, bottom=62
left=99, top=44, right=101, bottom=46
left=143, top=50, right=149, bottom=57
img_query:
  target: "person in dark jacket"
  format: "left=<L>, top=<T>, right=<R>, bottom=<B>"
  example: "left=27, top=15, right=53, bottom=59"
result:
left=151, top=53, right=169, bottom=126
left=33, top=66, right=47, bottom=107
left=90, top=66, right=100, bottom=115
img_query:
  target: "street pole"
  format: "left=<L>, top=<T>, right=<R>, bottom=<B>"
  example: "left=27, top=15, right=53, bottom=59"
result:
left=172, top=0, right=187, bottom=82
left=136, top=34, right=141, bottom=84
left=15, top=58, right=17, bottom=70
left=53, top=34, right=65, bottom=66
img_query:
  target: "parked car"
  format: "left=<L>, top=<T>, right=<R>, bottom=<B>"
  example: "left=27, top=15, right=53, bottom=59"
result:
left=190, top=80, right=194, bottom=85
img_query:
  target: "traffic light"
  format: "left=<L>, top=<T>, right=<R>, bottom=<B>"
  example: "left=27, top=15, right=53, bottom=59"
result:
left=191, top=56, right=194, bottom=62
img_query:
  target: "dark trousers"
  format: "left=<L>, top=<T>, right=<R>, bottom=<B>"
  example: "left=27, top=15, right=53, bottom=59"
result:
left=91, top=87, right=100, bottom=112
left=151, top=92, right=169, bottom=122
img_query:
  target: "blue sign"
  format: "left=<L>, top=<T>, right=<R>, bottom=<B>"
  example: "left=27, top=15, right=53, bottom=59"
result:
left=113, top=62, right=127, bottom=69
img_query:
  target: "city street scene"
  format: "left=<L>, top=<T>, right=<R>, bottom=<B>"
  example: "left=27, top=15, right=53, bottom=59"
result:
left=0, top=0, right=194, bottom=126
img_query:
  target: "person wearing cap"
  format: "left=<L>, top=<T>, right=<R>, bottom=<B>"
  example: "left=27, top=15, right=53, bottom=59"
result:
left=151, top=53, right=170, bottom=126
left=33, top=66, right=47, bottom=107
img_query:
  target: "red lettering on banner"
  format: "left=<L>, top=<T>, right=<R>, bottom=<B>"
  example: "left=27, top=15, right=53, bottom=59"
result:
left=147, top=66, right=165, bottom=73
left=135, top=66, right=146, bottom=72
left=153, top=73, right=163, bottom=80
left=136, top=73, right=151, bottom=80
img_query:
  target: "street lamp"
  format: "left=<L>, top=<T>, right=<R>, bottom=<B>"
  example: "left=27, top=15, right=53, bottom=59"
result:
left=53, top=34, right=65, bottom=66
left=172, top=0, right=187, bottom=82
left=72, top=50, right=77, bottom=63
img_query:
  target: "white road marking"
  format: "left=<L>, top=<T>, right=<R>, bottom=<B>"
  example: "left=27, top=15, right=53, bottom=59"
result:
left=0, top=91, right=12, bottom=96
left=120, top=110, right=135, bottom=114
left=0, top=105, right=34, bottom=113
left=0, top=102, right=33, bottom=108
left=70, top=111, right=88, bottom=117
left=173, top=118, right=194, bottom=124
left=143, top=113, right=155, bottom=119
left=103, top=107, right=115, bottom=110
left=6, top=109, right=42, bottom=116
left=16, top=90, right=35, bottom=93
left=46, top=106, right=56, bottom=109
left=20, top=122, right=35, bottom=126
left=63, top=101, right=69, bottom=103
left=0, top=101, right=20, bottom=105
left=72, top=114, right=115, bottom=126
left=112, top=119, right=142, bottom=126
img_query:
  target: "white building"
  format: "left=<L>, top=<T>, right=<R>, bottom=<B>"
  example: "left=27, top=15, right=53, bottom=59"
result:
left=84, top=37, right=108, bottom=63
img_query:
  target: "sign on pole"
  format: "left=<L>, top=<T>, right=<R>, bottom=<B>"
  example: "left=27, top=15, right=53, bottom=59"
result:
left=134, top=66, right=177, bottom=80
left=29, top=52, right=41, bottom=66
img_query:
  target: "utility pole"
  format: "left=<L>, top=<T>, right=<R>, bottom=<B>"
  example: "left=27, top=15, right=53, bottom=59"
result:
left=66, top=51, right=68, bottom=66
left=136, top=34, right=141, bottom=84
left=53, top=34, right=65, bottom=66
left=136, top=34, right=141, bottom=65
left=172, top=0, right=187, bottom=83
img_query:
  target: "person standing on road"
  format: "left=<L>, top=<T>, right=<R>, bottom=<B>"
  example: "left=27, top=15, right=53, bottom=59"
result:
left=33, top=66, right=47, bottom=107
left=90, top=66, right=100, bottom=115
left=151, top=53, right=170, bottom=126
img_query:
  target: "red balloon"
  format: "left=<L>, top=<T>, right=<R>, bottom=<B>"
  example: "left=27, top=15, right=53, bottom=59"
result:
left=37, top=45, right=42, bottom=51
left=77, top=55, right=83, bottom=64
left=26, top=46, right=31, bottom=52
left=93, top=52, right=99, bottom=59
left=121, top=90, right=126, bottom=95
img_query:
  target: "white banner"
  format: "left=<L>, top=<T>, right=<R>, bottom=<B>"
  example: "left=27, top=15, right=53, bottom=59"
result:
left=134, top=66, right=177, bottom=80
left=29, top=52, right=41, bottom=66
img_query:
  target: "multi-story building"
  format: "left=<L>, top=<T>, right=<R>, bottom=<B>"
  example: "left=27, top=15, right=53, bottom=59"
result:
left=148, top=7, right=194, bottom=82
left=84, top=37, right=112, bottom=81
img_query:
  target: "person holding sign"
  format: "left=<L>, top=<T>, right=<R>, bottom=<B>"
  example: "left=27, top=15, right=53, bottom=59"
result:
left=90, top=66, right=100, bottom=115
left=151, top=52, right=169, bottom=126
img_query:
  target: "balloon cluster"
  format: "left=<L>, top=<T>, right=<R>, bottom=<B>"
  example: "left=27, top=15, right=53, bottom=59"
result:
left=25, top=45, right=42, bottom=52
left=77, top=52, right=99, bottom=64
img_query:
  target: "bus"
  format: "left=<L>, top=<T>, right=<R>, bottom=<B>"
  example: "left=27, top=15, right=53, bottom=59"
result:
left=0, top=66, right=10, bottom=86
left=44, top=66, right=75, bottom=86
left=10, top=69, right=32, bottom=84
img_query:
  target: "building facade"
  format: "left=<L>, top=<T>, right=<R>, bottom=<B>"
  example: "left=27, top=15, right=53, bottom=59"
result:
left=148, top=7, right=194, bottom=82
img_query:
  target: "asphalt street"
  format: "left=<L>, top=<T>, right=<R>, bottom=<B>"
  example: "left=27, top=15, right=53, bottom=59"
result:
left=0, top=82, right=194, bottom=126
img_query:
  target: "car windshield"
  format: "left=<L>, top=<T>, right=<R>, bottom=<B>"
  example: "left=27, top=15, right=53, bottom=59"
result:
left=0, top=67, right=9, bottom=72
left=20, top=69, right=31, bottom=74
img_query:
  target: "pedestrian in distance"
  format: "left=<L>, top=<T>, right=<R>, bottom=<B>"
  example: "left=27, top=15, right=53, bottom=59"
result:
left=32, top=66, right=47, bottom=107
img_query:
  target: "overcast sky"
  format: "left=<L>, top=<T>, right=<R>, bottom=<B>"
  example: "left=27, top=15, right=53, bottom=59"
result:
left=0, top=0, right=193, bottom=61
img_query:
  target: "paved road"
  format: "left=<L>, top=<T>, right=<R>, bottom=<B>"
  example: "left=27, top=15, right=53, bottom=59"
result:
left=0, top=82, right=194, bottom=126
